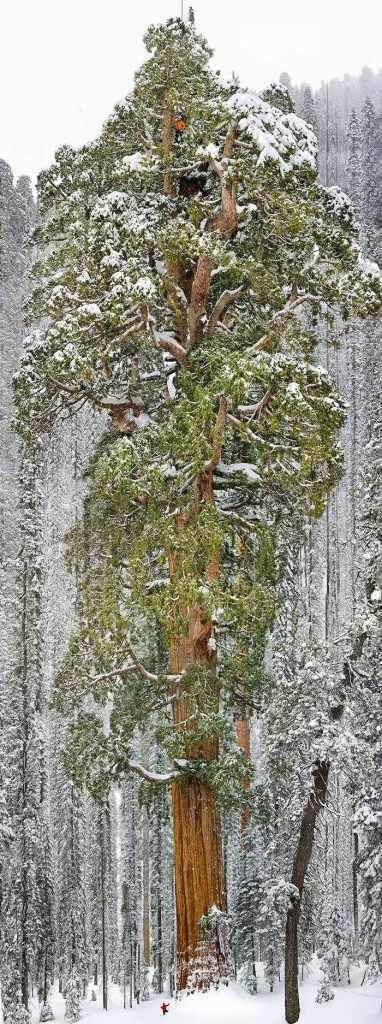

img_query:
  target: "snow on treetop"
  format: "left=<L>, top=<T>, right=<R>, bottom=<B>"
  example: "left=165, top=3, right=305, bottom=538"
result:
left=197, top=142, right=220, bottom=160
left=359, top=255, right=381, bottom=277
left=78, top=303, right=102, bottom=319
left=122, top=152, right=146, bottom=173
left=90, top=190, right=163, bottom=246
left=325, top=185, right=357, bottom=228
left=227, top=90, right=317, bottom=174
left=286, top=382, right=303, bottom=402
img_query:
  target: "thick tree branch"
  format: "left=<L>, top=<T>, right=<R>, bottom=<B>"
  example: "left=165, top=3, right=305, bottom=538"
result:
left=227, top=412, right=260, bottom=442
left=162, top=96, right=176, bottom=197
left=210, top=126, right=238, bottom=240
left=237, top=389, right=272, bottom=420
left=88, top=647, right=182, bottom=686
left=144, top=306, right=188, bottom=367
left=47, top=376, right=146, bottom=422
left=153, top=332, right=188, bottom=367
left=203, top=395, right=228, bottom=471
left=47, top=375, right=79, bottom=396
left=206, top=285, right=244, bottom=337
left=187, top=256, right=213, bottom=349
left=126, top=760, right=183, bottom=783
left=162, top=267, right=189, bottom=346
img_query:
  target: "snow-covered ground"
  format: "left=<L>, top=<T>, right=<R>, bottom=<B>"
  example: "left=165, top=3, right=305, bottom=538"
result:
left=33, top=971, right=382, bottom=1024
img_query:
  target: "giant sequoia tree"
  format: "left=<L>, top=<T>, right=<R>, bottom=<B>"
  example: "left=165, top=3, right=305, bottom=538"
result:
left=14, top=15, right=382, bottom=989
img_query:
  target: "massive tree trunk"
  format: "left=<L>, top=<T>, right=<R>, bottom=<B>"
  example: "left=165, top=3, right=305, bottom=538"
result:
left=285, top=759, right=329, bottom=1024
left=170, top=628, right=226, bottom=988
left=169, top=472, right=226, bottom=989
left=171, top=772, right=225, bottom=988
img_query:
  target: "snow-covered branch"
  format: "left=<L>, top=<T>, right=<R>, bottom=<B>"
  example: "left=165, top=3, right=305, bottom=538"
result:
left=126, top=757, right=195, bottom=784
left=126, top=760, right=182, bottom=784
left=144, top=307, right=188, bottom=367
left=215, top=462, right=261, bottom=485
left=237, top=389, right=273, bottom=420
left=249, top=293, right=322, bottom=354
left=87, top=645, right=182, bottom=686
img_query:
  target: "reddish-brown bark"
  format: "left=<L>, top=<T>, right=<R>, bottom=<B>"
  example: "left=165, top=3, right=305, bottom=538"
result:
left=168, top=471, right=226, bottom=988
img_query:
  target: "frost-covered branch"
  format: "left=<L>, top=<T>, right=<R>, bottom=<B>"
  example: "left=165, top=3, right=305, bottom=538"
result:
left=237, top=389, right=273, bottom=420
left=126, top=760, right=183, bottom=783
left=88, top=646, right=182, bottom=686
left=126, top=756, right=196, bottom=784
left=249, top=293, right=323, bottom=354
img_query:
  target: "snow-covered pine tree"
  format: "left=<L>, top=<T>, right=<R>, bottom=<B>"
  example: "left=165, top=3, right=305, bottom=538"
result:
left=360, top=98, right=382, bottom=261
left=260, top=518, right=363, bottom=1024
left=35, top=811, right=56, bottom=1018
left=4, top=445, right=48, bottom=1016
left=298, top=86, right=318, bottom=134
left=148, top=764, right=174, bottom=995
left=96, top=800, right=111, bottom=1009
left=54, top=755, right=88, bottom=1006
left=108, top=791, right=121, bottom=986
left=353, top=350, right=382, bottom=980
left=231, top=832, right=264, bottom=992
left=83, top=798, right=99, bottom=992
left=64, top=973, right=80, bottom=1023
left=120, top=773, right=142, bottom=1007
left=316, top=901, right=351, bottom=995
left=14, top=16, right=382, bottom=991
left=0, top=162, right=36, bottom=1024
left=0, top=688, right=23, bottom=1024
left=346, top=110, right=363, bottom=217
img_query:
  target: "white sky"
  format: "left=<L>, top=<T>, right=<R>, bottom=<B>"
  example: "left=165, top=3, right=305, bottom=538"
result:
left=2, top=0, right=382, bottom=184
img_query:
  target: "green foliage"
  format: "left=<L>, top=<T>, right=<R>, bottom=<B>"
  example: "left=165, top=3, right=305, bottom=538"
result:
left=14, top=16, right=382, bottom=805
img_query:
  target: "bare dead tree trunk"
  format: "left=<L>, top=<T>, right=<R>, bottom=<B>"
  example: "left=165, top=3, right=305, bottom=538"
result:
left=285, top=759, right=330, bottom=1024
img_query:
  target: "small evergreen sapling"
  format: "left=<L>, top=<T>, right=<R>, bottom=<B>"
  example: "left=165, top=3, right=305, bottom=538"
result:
left=39, top=1005, right=54, bottom=1022
left=64, top=973, right=81, bottom=1022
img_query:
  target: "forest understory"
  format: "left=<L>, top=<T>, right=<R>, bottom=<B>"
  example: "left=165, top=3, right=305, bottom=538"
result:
left=25, top=970, right=382, bottom=1024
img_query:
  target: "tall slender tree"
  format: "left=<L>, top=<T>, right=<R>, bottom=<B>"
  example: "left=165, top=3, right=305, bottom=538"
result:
left=360, top=97, right=382, bottom=260
left=346, top=109, right=363, bottom=215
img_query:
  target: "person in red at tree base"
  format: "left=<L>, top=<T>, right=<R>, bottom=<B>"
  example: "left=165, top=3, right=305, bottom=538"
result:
left=160, top=1002, right=170, bottom=1015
